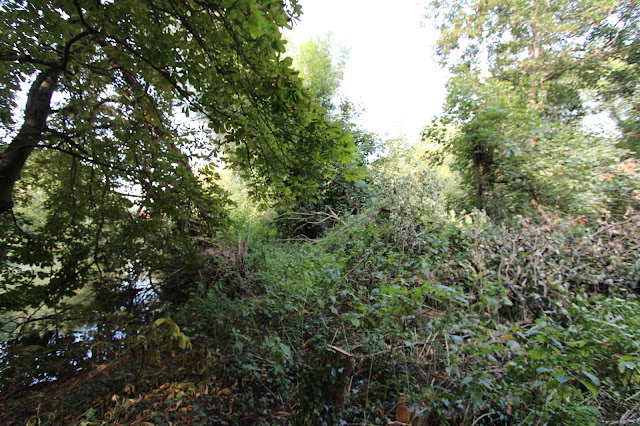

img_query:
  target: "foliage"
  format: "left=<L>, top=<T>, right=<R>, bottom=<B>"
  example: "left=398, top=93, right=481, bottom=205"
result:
left=292, top=33, right=349, bottom=111
left=590, top=0, right=640, bottom=155
left=427, top=74, right=640, bottom=217
left=2, top=144, right=640, bottom=424
left=0, top=0, right=356, bottom=319
left=275, top=36, right=379, bottom=238
left=507, top=295, right=640, bottom=423
left=2, top=1, right=640, bottom=425
left=427, top=0, right=640, bottom=217
left=468, top=209, right=640, bottom=316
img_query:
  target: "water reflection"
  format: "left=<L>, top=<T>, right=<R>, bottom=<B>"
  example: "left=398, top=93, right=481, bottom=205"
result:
left=0, top=273, right=158, bottom=389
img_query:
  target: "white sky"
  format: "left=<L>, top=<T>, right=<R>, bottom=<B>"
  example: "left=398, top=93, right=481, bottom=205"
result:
left=285, top=0, right=449, bottom=142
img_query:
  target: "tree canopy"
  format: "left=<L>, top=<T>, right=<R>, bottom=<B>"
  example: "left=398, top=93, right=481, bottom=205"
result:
left=0, top=0, right=355, bottom=313
left=427, top=0, right=640, bottom=217
left=292, top=34, right=348, bottom=111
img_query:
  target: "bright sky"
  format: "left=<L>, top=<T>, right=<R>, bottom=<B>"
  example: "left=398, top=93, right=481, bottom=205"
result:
left=285, top=0, right=449, bottom=142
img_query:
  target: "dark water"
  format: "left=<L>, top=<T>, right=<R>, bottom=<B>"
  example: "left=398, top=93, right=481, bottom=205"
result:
left=0, top=275, right=157, bottom=388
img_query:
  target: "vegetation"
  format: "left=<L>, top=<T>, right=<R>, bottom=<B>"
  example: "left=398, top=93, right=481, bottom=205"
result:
left=1, top=0, right=639, bottom=425
left=427, top=0, right=640, bottom=218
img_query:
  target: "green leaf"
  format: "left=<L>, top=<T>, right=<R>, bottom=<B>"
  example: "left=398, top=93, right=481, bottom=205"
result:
left=578, top=379, right=598, bottom=397
left=583, top=370, right=600, bottom=386
left=486, top=296, right=500, bottom=307
left=279, top=343, right=292, bottom=358
left=618, top=361, right=636, bottom=374
left=529, top=348, right=548, bottom=360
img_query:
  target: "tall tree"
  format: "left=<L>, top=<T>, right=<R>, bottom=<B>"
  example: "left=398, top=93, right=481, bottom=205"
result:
left=591, top=1, right=640, bottom=155
left=274, top=35, right=377, bottom=238
left=427, top=0, right=639, bottom=217
left=0, top=0, right=355, bottom=315
left=293, top=34, right=348, bottom=111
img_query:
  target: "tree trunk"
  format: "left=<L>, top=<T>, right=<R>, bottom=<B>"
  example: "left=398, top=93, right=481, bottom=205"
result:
left=0, top=68, right=60, bottom=213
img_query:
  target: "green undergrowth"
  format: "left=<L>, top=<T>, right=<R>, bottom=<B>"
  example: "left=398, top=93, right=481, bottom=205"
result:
left=2, top=201, right=640, bottom=425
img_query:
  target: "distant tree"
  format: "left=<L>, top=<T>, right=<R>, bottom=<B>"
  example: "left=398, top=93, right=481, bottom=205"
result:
left=293, top=34, right=348, bottom=111
left=591, top=1, right=640, bottom=155
left=275, top=35, right=378, bottom=238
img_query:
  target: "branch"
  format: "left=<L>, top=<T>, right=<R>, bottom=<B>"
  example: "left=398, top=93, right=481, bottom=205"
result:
left=0, top=29, right=95, bottom=72
left=34, top=143, right=137, bottom=175
left=0, top=53, right=59, bottom=68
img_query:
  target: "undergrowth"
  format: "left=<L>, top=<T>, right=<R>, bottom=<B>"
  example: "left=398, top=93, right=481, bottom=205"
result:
left=1, top=178, right=639, bottom=424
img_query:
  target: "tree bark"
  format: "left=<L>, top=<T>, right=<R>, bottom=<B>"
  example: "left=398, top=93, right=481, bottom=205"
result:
left=0, top=68, right=60, bottom=213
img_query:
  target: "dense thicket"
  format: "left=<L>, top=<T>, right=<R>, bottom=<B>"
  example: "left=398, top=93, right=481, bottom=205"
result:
left=1, top=0, right=639, bottom=425
left=2, top=141, right=639, bottom=424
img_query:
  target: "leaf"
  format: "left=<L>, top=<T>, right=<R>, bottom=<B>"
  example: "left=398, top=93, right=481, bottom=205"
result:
left=170, top=322, right=181, bottom=337
left=583, top=370, right=600, bottom=386
left=279, top=343, right=292, bottom=358
left=178, top=335, right=189, bottom=350
left=618, top=361, right=636, bottom=374
left=486, top=296, right=500, bottom=307
left=529, top=348, right=548, bottom=360
left=578, top=379, right=598, bottom=397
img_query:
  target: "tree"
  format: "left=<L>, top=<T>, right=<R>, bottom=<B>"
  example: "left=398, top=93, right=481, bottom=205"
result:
left=427, top=0, right=639, bottom=217
left=292, top=34, right=348, bottom=111
left=0, top=0, right=355, bottom=316
left=591, top=1, right=640, bottom=155
left=275, top=35, right=377, bottom=238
